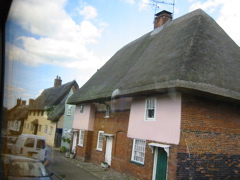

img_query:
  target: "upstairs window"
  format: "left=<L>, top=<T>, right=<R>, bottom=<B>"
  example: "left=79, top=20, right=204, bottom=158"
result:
left=67, top=105, right=72, bottom=116
left=145, top=97, right=156, bottom=121
left=49, top=126, right=53, bottom=135
left=131, top=138, right=146, bottom=165
left=96, top=131, right=104, bottom=151
left=79, top=105, right=84, bottom=113
left=78, top=130, right=85, bottom=147
left=44, top=125, right=48, bottom=133
left=105, top=105, right=110, bottom=118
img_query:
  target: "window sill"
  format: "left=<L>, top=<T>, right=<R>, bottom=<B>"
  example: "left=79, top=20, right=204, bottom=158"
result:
left=77, top=144, right=83, bottom=147
left=144, top=118, right=155, bottom=121
left=130, top=160, right=144, bottom=166
left=95, top=148, right=103, bottom=152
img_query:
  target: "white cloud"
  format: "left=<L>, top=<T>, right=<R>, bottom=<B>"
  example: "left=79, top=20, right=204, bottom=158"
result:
left=123, top=0, right=135, bottom=4
left=138, top=0, right=150, bottom=11
left=79, top=5, right=98, bottom=20
left=189, top=0, right=240, bottom=46
left=122, top=0, right=150, bottom=10
left=7, top=0, right=107, bottom=70
left=4, top=84, right=31, bottom=109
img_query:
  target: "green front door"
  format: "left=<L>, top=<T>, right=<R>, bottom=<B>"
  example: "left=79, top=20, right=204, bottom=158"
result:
left=155, top=148, right=168, bottom=180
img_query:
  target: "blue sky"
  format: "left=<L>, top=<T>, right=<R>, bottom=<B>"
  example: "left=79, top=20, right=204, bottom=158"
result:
left=4, top=0, right=240, bottom=108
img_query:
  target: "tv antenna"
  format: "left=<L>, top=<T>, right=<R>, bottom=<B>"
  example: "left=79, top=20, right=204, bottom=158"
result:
left=149, top=0, right=175, bottom=18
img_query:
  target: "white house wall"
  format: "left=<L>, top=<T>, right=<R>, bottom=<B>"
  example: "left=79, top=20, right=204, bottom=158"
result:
left=127, top=93, right=182, bottom=145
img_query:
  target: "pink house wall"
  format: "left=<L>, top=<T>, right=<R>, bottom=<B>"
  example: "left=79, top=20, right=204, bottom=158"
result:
left=127, top=93, right=182, bottom=145
left=72, top=104, right=95, bottom=131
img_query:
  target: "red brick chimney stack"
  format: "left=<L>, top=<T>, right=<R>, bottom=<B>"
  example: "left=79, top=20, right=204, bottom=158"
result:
left=154, top=10, right=172, bottom=29
left=54, top=76, right=62, bottom=87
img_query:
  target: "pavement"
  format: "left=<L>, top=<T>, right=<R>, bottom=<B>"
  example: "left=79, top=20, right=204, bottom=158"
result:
left=48, top=148, right=138, bottom=180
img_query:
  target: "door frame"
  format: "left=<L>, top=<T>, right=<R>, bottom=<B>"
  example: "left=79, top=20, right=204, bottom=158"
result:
left=103, top=134, right=114, bottom=166
left=72, top=132, right=77, bottom=152
left=149, top=143, right=170, bottom=180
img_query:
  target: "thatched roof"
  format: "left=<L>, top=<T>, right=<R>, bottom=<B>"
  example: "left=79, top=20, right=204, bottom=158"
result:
left=47, top=97, right=66, bottom=122
left=68, top=9, right=240, bottom=104
left=8, top=105, right=29, bottom=120
left=29, top=80, right=78, bottom=110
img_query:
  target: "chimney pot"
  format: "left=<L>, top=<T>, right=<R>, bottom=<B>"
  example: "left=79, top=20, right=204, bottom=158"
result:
left=29, top=99, right=34, bottom=105
left=17, top=98, right=21, bottom=106
left=54, top=76, right=62, bottom=87
left=22, top=100, right=26, bottom=105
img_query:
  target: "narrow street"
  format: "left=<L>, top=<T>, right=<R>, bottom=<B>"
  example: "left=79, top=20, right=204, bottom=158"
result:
left=47, top=149, right=100, bottom=180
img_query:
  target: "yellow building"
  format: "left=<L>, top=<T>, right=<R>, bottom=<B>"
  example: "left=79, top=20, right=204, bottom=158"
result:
left=22, top=76, right=78, bottom=147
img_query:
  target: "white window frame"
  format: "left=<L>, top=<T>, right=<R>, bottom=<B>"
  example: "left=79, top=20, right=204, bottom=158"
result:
left=78, top=130, right=85, bottom=147
left=44, top=125, right=48, bottom=133
left=79, top=105, right=84, bottom=113
left=105, top=105, right=110, bottom=118
left=145, top=97, right=156, bottom=121
left=67, top=105, right=72, bottom=116
left=49, top=126, right=53, bottom=135
left=96, top=130, right=104, bottom=151
left=131, top=138, right=146, bottom=165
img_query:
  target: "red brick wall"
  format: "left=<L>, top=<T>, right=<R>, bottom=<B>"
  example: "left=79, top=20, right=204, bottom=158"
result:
left=176, top=94, right=240, bottom=179
left=89, top=110, right=155, bottom=179
left=90, top=111, right=129, bottom=165
left=75, top=130, right=93, bottom=162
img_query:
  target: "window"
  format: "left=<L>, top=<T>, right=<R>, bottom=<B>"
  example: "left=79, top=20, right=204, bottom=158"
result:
left=36, top=139, right=46, bottom=149
left=96, top=131, right=104, bottom=151
left=67, top=105, right=72, bottom=115
left=24, top=138, right=35, bottom=148
left=44, top=125, right=48, bottom=133
left=78, top=130, right=85, bottom=147
left=49, top=126, right=53, bottom=135
left=79, top=105, right=84, bottom=113
left=131, top=139, right=146, bottom=165
left=145, top=97, right=156, bottom=121
left=27, top=123, right=29, bottom=129
left=38, top=125, right=42, bottom=132
left=105, top=105, right=110, bottom=118
left=30, top=124, right=34, bottom=131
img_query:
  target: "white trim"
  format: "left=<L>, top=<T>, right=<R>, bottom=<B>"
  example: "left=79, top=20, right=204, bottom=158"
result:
left=148, top=143, right=170, bottom=156
left=149, top=143, right=170, bottom=180
left=96, top=131, right=104, bottom=151
left=131, top=138, right=146, bottom=165
left=144, top=97, right=157, bottom=121
left=103, top=133, right=114, bottom=137
left=67, top=105, right=72, bottom=116
left=78, top=130, right=85, bottom=147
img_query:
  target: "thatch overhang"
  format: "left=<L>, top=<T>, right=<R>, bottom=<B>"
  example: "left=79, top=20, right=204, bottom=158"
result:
left=47, top=98, right=66, bottom=122
left=67, top=9, right=240, bottom=105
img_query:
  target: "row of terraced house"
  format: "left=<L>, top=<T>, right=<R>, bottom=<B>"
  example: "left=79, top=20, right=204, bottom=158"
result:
left=6, top=9, right=240, bottom=179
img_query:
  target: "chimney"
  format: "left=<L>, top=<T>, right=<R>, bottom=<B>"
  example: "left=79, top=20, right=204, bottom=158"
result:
left=154, top=10, right=172, bottom=29
left=22, top=100, right=26, bottom=105
left=54, top=76, right=62, bottom=87
left=17, top=98, right=21, bottom=106
left=29, top=99, right=34, bottom=105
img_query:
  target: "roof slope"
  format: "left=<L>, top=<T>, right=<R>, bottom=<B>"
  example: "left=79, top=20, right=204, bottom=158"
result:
left=29, top=80, right=78, bottom=110
left=47, top=98, right=66, bottom=122
left=68, top=9, right=240, bottom=104
left=8, top=105, right=29, bottom=120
